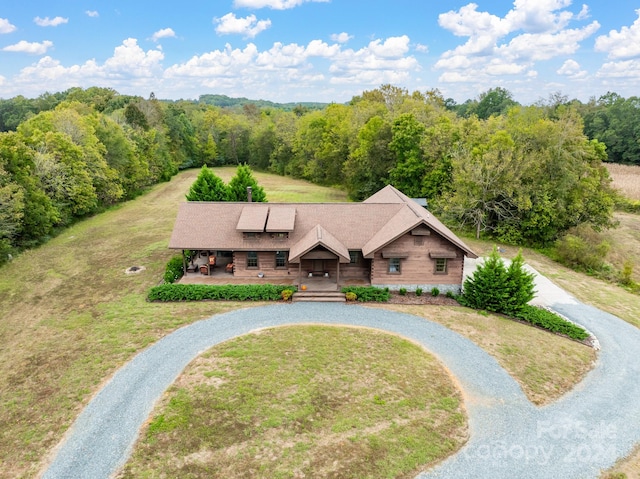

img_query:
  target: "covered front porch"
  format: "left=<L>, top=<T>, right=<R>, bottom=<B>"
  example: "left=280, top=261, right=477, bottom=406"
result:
left=177, top=247, right=369, bottom=291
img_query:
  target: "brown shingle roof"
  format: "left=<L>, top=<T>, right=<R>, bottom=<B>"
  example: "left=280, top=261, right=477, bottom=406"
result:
left=169, top=185, right=477, bottom=259
left=364, top=185, right=478, bottom=259
left=289, top=224, right=350, bottom=263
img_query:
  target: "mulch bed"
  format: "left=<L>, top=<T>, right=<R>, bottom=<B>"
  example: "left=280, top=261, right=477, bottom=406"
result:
left=386, top=291, right=461, bottom=306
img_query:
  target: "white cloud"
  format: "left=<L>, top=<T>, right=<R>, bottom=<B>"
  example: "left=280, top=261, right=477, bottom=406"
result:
left=3, top=40, right=53, bottom=55
left=305, top=39, right=340, bottom=57
left=597, top=59, right=640, bottom=79
left=557, top=59, right=587, bottom=78
left=367, top=35, right=411, bottom=58
left=501, top=22, right=600, bottom=61
left=165, top=43, right=260, bottom=78
left=415, top=43, right=429, bottom=53
left=164, top=36, right=418, bottom=98
left=85, top=10, right=99, bottom=18
left=214, top=13, right=271, bottom=38
left=103, top=38, right=164, bottom=76
left=152, top=28, right=176, bottom=42
left=439, top=4, right=508, bottom=38
left=576, top=4, right=589, bottom=21
left=330, top=32, right=352, bottom=43
left=436, top=1, right=599, bottom=88
left=233, top=0, right=328, bottom=9
left=504, top=0, right=574, bottom=33
left=34, top=16, right=68, bottom=27
left=594, top=9, right=640, bottom=59
left=329, top=36, right=419, bottom=85
left=10, top=38, right=164, bottom=98
left=0, top=18, right=17, bottom=34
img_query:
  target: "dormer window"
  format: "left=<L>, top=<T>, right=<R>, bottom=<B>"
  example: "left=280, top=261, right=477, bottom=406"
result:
left=244, top=232, right=260, bottom=240
left=271, top=232, right=289, bottom=239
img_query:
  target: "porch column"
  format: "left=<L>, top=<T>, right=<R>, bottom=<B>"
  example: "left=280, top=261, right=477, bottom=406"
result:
left=298, top=262, right=302, bottom=288
left=182, top=250, right=187, bottom=274
left=336, top=259, right=340, bottom=288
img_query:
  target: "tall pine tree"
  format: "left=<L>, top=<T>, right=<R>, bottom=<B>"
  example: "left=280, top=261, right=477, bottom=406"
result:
left=226, top=164, right=267, bottom=202
left=185, top=166, right=228, bottom=201
left=461, top=246, right=535, bottom=314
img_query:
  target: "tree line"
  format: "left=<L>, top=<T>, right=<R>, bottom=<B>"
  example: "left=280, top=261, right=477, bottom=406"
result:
left=0, top=84, right=628, bottom=263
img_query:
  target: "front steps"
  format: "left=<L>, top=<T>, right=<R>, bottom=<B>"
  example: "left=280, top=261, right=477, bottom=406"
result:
left=292, top=291, right=346, bottom=303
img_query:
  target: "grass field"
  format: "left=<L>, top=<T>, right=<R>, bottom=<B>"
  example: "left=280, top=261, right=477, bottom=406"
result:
left=119, top=326, right=467, bottom=479
left=0, top=167, right=633, bottom=478
left=606, top=163, right=640, bottom=201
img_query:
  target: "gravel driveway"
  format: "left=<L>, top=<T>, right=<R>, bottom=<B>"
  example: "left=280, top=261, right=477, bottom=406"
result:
left=41, top=267, right=640, bottom=479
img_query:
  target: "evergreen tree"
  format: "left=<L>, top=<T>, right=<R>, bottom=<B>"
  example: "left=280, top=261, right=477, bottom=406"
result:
left=185, top=166, right=228, bottom=201
left=503, top=250, right=536, bottom=315
left=226, top=164, right=267, bottom=202
left=461, top=246, right=536, bottom=314
left=461, top=246, right=509, bottom=312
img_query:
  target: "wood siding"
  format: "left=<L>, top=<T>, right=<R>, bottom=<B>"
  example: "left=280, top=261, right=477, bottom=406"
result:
left=232, top=252, right=370, bottom=283
left=370, top=233, right=464, bottom=285
left=232, top=251, right=298, bottom=279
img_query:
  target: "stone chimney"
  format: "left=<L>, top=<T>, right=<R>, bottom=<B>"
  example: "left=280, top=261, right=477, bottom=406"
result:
left=247, top=186, right=252, bottom=202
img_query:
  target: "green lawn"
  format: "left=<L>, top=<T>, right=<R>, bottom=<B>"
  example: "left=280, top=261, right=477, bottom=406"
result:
left=0, top=168, right=619, bottom=478
left=119, top=326, right=467, bottom=479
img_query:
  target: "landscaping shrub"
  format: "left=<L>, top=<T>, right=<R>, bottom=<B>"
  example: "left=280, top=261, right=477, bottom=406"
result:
left=164, top=255, right=185, bottom=284
left=415, top=287, right=423, bottom=297
left=431, top=287, right=440, bottom=297
left=399, top=287, right=407, bottom=296
left=148, top=284, right=296, bottom=302
left=345, top=291, right=357, bottom=301
left=281, top=289, right=294, bottom=301
left=615, top=195, right=640, bottom=214
left=553, top=224, right=611, bottom=272
left=460, top=247, right=588, bottom=341
left=460, top=246, right=534, bottom=315
left=340, top=286, right=390, bottom=302
left=514, top=305, right=589, bottom=341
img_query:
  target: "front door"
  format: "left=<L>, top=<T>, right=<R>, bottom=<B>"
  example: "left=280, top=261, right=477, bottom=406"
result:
left=313, top=260, right=325, bottom=274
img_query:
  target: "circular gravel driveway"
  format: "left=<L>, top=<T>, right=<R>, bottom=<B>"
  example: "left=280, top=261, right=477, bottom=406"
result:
left=42, top=268, right=640, bottom=479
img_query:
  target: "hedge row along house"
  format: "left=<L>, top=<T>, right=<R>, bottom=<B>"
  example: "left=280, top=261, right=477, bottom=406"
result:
left=168, top=185, right=477, bottom=292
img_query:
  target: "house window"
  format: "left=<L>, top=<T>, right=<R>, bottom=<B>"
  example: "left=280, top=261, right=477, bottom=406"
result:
left=244, top=232, right=260, bottom=240
left=349, top=251, right=360, bottom=264
left=435, top=258, right=448, bottom=274
left=271, top=232, right=288, bottom=239
left=247, top=251, right=258, bottom=268
left=388, top=258, right=401, bottom=274
left=275, top=251, right=287, bottom=268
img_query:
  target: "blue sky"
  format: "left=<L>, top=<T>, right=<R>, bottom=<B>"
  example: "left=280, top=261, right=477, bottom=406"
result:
left=0, top=0, right=638, bottom=104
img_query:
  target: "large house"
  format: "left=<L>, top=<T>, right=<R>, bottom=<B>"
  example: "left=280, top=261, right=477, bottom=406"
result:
left=168, top=185, right=477, bottom=292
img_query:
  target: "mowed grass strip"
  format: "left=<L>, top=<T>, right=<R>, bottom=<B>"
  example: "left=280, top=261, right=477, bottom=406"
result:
left=118, top=326, right=467, bottom=479
left=377, top=305, right=596, bottom=406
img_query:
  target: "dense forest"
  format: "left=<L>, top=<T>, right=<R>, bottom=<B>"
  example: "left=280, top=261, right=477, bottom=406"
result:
left=0, top=84, right=635, bottom=263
